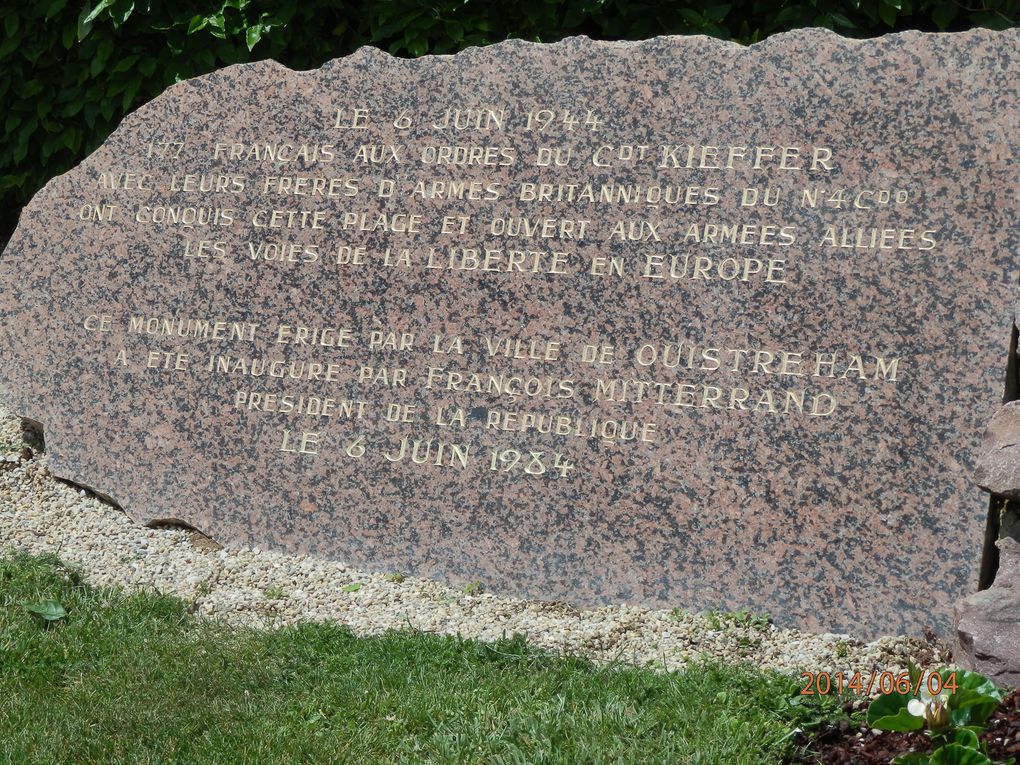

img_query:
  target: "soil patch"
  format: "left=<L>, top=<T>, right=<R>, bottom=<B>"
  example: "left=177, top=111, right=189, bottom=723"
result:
left=794, top=688, right=1020, bottom=764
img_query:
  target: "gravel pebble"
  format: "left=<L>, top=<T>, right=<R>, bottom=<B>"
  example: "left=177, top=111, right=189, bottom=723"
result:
left=0, top=407, right=952, bottom=677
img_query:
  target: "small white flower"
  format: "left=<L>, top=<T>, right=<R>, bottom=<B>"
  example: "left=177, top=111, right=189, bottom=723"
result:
left=907, top=678, right=951, bottom=730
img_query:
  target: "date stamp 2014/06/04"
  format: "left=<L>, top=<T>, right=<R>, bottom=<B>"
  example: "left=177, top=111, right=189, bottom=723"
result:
left=800, top=671, right=958, bottom=696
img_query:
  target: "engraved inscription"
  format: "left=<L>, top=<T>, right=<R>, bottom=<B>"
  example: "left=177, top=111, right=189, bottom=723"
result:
left=70, top=105, right=928, bottom=478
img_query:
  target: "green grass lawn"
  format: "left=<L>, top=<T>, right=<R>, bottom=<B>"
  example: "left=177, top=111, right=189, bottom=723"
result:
left=0, top=552, right=837, bottom=764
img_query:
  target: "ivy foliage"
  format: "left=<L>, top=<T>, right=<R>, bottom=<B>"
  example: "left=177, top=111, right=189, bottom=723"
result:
left=1, top=0, right=1017, bottom=244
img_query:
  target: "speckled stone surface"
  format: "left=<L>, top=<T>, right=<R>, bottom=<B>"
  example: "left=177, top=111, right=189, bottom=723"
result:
left=956, top=537, right=1020, bottom=688
left=1, top=30, right=1018, bottom=639
left=975, top=400, right=1020, bottom=500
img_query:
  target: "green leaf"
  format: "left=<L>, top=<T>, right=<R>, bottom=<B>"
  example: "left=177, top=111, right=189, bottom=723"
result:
left=23, top=599, right=67, bottom=623
left=194, top=48, right=215, bottom=71
left=114, top=0, right=134, bottom=25
left=769, top=6, right=806, bottom=29
left=83, top=0, right=116, bottom=25
left=373, top=9, right=423, bottom=39
left=0, top=36, right=18, bottom=60
left=341, top=582, right=362, bottom=593
left=187, top=14, right=207, bottom=34
left=953, top=670, right=1005, bottom=700
left=946, top=670, right=1007, bottom=727
left=90, top=38, right=114, bottom=76
left=871, top=706, right=925, bottom=732
left=245, top=24, right=262, bottom=51
left=950, top=729, right=980, bottom=749
left=908, top=662, right=923, bottom=691
left=949, top=688, right=1001, bottom=728
left=443, top=20, right=464, bottom=41
left=206, top=12, right=226, bottom=39
left=60, top=127, right=80, bottom=152
left=893, top=753, right=931, bottom=765
left=41, top=135, right=58, bottom=162
left=112, top=54, right=139, bottom=72
left=879, top=2, right=897, bottom=26
left=405, top=37, right=428, bottom=57
left=705, top=4, right=732, bottom=22
left=77, top=5, right=93, bottom=40
left=678, top=8, right=704, bottom=25
left=4, top=12, right=18, bottom=36
left=23, top=42, right=47, bottom=66
left=929, top=744, right=994, bottom=765
left=19, top=79, right=43, bottom=98
left=868, top=691, right=914, bottom=725
left=45, top=0, right=69, bottom=20
left=122, top=77, right=140, bottom=111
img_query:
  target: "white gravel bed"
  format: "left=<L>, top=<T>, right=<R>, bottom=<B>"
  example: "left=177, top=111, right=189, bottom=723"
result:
left=0, top=407, right=950, bottom=677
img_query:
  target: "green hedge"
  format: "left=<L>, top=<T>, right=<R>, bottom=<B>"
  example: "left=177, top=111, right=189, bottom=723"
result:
left=1, top=0, right=1017, bottom=245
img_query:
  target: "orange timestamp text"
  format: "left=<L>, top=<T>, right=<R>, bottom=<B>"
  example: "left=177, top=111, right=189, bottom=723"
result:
left=799, top=670, right=958, bottom=697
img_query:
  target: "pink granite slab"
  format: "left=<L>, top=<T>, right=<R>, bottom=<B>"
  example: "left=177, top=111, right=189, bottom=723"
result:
left=1, top=29, right=1018, bottom=638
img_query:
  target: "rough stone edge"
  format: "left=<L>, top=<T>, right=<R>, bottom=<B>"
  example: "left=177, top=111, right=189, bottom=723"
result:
left=3, top=26, right=1016, bottom=219
left=955, top=537, right=1020, bottom=688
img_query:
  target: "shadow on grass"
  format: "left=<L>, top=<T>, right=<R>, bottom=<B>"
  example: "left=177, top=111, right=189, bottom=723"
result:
left=0, top=552, right=842, bottom=764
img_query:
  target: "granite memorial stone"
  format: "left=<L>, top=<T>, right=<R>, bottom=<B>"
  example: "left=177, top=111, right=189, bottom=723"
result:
left=1, top=29, right=1018, bottom=638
